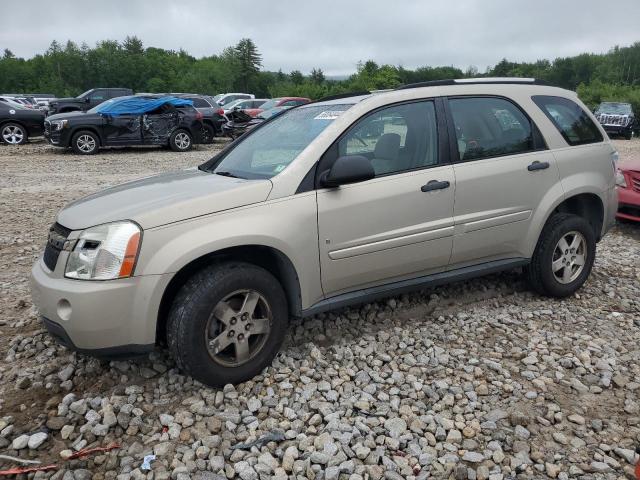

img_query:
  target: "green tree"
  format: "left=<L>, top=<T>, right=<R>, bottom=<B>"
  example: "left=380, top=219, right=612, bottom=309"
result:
left=232, top=38, right=262, bottom=92
left=310, top=68, right=325, bottom=84
left=289, top=70, right=304, bottom=85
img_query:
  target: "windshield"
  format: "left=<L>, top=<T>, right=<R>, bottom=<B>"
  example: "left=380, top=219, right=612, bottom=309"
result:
left=205, top=103, right=352, bottom=179
left=78, top=89, right=93, bottom=99
left=224, top=99, right=245, bottom=110
left=257, top=106, right=289, bottom=120
left=258, top=99, right=281, bottom=111
left=597, top=103, right=632, bottom=115
left=0, top=98, right=27, bottom=109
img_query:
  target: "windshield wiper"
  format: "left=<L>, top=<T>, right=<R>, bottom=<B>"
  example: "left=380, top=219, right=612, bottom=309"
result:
left=214, top=170, right=245, bottom=179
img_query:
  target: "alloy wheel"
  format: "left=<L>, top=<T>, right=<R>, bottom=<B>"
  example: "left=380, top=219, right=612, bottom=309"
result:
left=77, top=134, right=96, bottom=153
left=2, top=125, right=25, bottom=144
left=206, top=289, right=272, bottom=367
left=175, top=132, right=191, bottom=150
left=551, top=231, right=587, bottom=284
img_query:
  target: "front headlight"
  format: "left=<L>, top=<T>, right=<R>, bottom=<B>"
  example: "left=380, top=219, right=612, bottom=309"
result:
left=615, top=170, right=627, bottom=188
left=50, top=119, right=68, bottom=131
left=65, top=221, right=141, bottom=280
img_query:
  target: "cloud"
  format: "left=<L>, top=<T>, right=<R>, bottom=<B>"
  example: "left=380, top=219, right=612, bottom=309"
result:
left=2, top=0, right=639, bottom=75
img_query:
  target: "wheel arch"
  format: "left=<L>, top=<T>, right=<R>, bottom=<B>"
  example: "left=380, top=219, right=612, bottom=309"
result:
left=70, top=127, right=103, bottom=146
left=537, top=192, right=605, bottom=246
left=155, top=244, right=302, bottom=345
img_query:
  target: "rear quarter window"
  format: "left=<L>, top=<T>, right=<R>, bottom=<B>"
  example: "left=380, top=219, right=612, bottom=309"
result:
left=532, top=95, right=603, bottom=146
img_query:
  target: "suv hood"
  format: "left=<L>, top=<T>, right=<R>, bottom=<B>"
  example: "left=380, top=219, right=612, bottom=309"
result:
left=50, top=97, right=80, bottom=104
left=47, top=111, right=91, bottom=121
left=57, top=169, right=273, bottom=230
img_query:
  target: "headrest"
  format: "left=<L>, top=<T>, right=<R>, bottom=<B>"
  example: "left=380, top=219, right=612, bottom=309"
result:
left=374, top=133, right=401, bottom=161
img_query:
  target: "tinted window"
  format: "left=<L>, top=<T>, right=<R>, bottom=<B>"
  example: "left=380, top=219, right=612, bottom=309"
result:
left=90, top=91, right=106, bottom=101
left=449, top=97, right=534, bottom=161
left=190, top=97, right=210, bottom=108
left=338, top=101, right=438, bottom=176
left=532, top=95, right=603, bottom=146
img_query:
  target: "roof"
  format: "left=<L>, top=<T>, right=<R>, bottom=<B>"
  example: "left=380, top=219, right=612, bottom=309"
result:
left=95, top=95, right=193, bottom=116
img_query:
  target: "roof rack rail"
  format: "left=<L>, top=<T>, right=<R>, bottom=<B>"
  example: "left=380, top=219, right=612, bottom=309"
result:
left=315, top=91, right=371, bottom=102
left=396, top=78, right=551, bottom=90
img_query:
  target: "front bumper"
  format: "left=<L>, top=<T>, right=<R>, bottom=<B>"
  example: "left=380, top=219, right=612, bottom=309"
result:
left=44, top=129, right=70, bottom=147
left=617, top=186, right=640, bottom=222
left=602, top=125, right=633, bottom=136
left=30, top=255, right=171, bottom=354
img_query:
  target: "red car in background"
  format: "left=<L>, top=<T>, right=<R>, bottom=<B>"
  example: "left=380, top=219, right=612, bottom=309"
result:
left=258, top=97, right=311, bottom=114
left=616, top=156, right=640, bottom=222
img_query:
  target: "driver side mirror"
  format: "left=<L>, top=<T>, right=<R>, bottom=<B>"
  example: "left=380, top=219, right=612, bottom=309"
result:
left=85, top=97, right=91, bottom=103
left=320, top=155, right=375, bottom=188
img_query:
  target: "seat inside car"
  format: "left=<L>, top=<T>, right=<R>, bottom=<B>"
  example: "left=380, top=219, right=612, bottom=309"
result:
left=371, top=133, right=401, bottom=175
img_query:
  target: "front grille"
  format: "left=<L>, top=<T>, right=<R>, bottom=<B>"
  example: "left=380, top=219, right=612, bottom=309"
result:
left=43, top=222, right=72, bottom=271
left=632, top=173, right=640, bottom=193
left=597, top=114, right=628, bottom=127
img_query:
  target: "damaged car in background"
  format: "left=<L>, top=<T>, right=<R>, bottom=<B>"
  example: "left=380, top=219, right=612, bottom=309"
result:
left=44, top=95, right=204, bottom=154
left=594, top=102, right=637, bottom=140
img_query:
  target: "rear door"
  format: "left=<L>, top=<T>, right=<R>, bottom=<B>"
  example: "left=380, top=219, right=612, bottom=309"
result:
left=445, top=96, right=559, bottom=267
left=142, top=105, right=181, bottom=144
left=317, top=99, right=456, bottom=296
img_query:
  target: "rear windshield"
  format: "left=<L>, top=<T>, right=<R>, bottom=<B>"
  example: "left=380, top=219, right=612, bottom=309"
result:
left=532, top=95, right=603, bottom=146
left=201, top=104, right=352, bottom=179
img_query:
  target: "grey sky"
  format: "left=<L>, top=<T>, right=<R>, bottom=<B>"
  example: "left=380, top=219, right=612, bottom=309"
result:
left=2, top=0, right=640, bottom=75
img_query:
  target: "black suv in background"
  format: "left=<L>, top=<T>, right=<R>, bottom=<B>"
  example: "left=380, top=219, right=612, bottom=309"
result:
left=171, top=94, right=226, bottom=141
left=48, top=88, right=133, bottom=115
left=594, top=102, right=637, bottom=140
left=44, top=96, right=204, bottom=154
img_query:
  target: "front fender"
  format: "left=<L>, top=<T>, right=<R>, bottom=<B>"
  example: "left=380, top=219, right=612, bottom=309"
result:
left=136, top=193, right=323, bottom=309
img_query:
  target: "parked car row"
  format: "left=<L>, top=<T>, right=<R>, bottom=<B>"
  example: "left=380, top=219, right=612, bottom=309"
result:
left=0, top=88, right=311, bottom=150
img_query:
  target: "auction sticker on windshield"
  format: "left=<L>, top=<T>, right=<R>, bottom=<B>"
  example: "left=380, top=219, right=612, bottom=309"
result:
left=314, top=111, right=345, bottom=120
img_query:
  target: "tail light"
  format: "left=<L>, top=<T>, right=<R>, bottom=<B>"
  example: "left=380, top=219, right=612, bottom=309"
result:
left=217, top=108, right=224, bottom=115
left=195, top=111, right=203, bottom=120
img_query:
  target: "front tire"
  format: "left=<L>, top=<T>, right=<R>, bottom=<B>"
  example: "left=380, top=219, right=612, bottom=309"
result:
left=1, top=123, right=28, bottom=145
left=525, top=213, right=596, bottom=297
left=71, top=130, right=99, bottom=155
left=170, top=129, right=193, bottom=152
left=167, top=263, right=288, bottom=387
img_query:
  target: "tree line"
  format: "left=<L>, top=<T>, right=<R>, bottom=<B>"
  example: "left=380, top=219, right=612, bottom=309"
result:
left=1, top=36, right=640, bottom=112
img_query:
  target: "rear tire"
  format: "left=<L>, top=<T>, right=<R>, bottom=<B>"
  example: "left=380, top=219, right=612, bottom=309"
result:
left=525, top=213, right=596, bottom=297
left=624, top=130, right=633, bottom=140
left=167, top=262, right=288, bottom=387
left=170, top=129, right=193, bottom=152
left=1, top=123, right=28, bottom=145
left=71, top=130, right=99, bottom=155
left=201, top=124, right=215, bottom=144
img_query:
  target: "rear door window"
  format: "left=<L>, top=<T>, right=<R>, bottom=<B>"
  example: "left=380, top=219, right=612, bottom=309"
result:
left=191, top=97, right=210, bottom=108
left=532, top=95, right=603, bottom=146
left=448, top=97, right=535, bottom=161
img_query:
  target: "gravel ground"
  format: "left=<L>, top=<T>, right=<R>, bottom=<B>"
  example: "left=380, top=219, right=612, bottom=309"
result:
left=0, top=138, right=639, bottom=480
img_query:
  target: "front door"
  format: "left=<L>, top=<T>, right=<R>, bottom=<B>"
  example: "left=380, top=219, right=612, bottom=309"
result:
left=102, top=114, right=142, bottom=144
left=445, top=96, right=560, bottom=266
left=317, top=100, right=456, bottom=296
